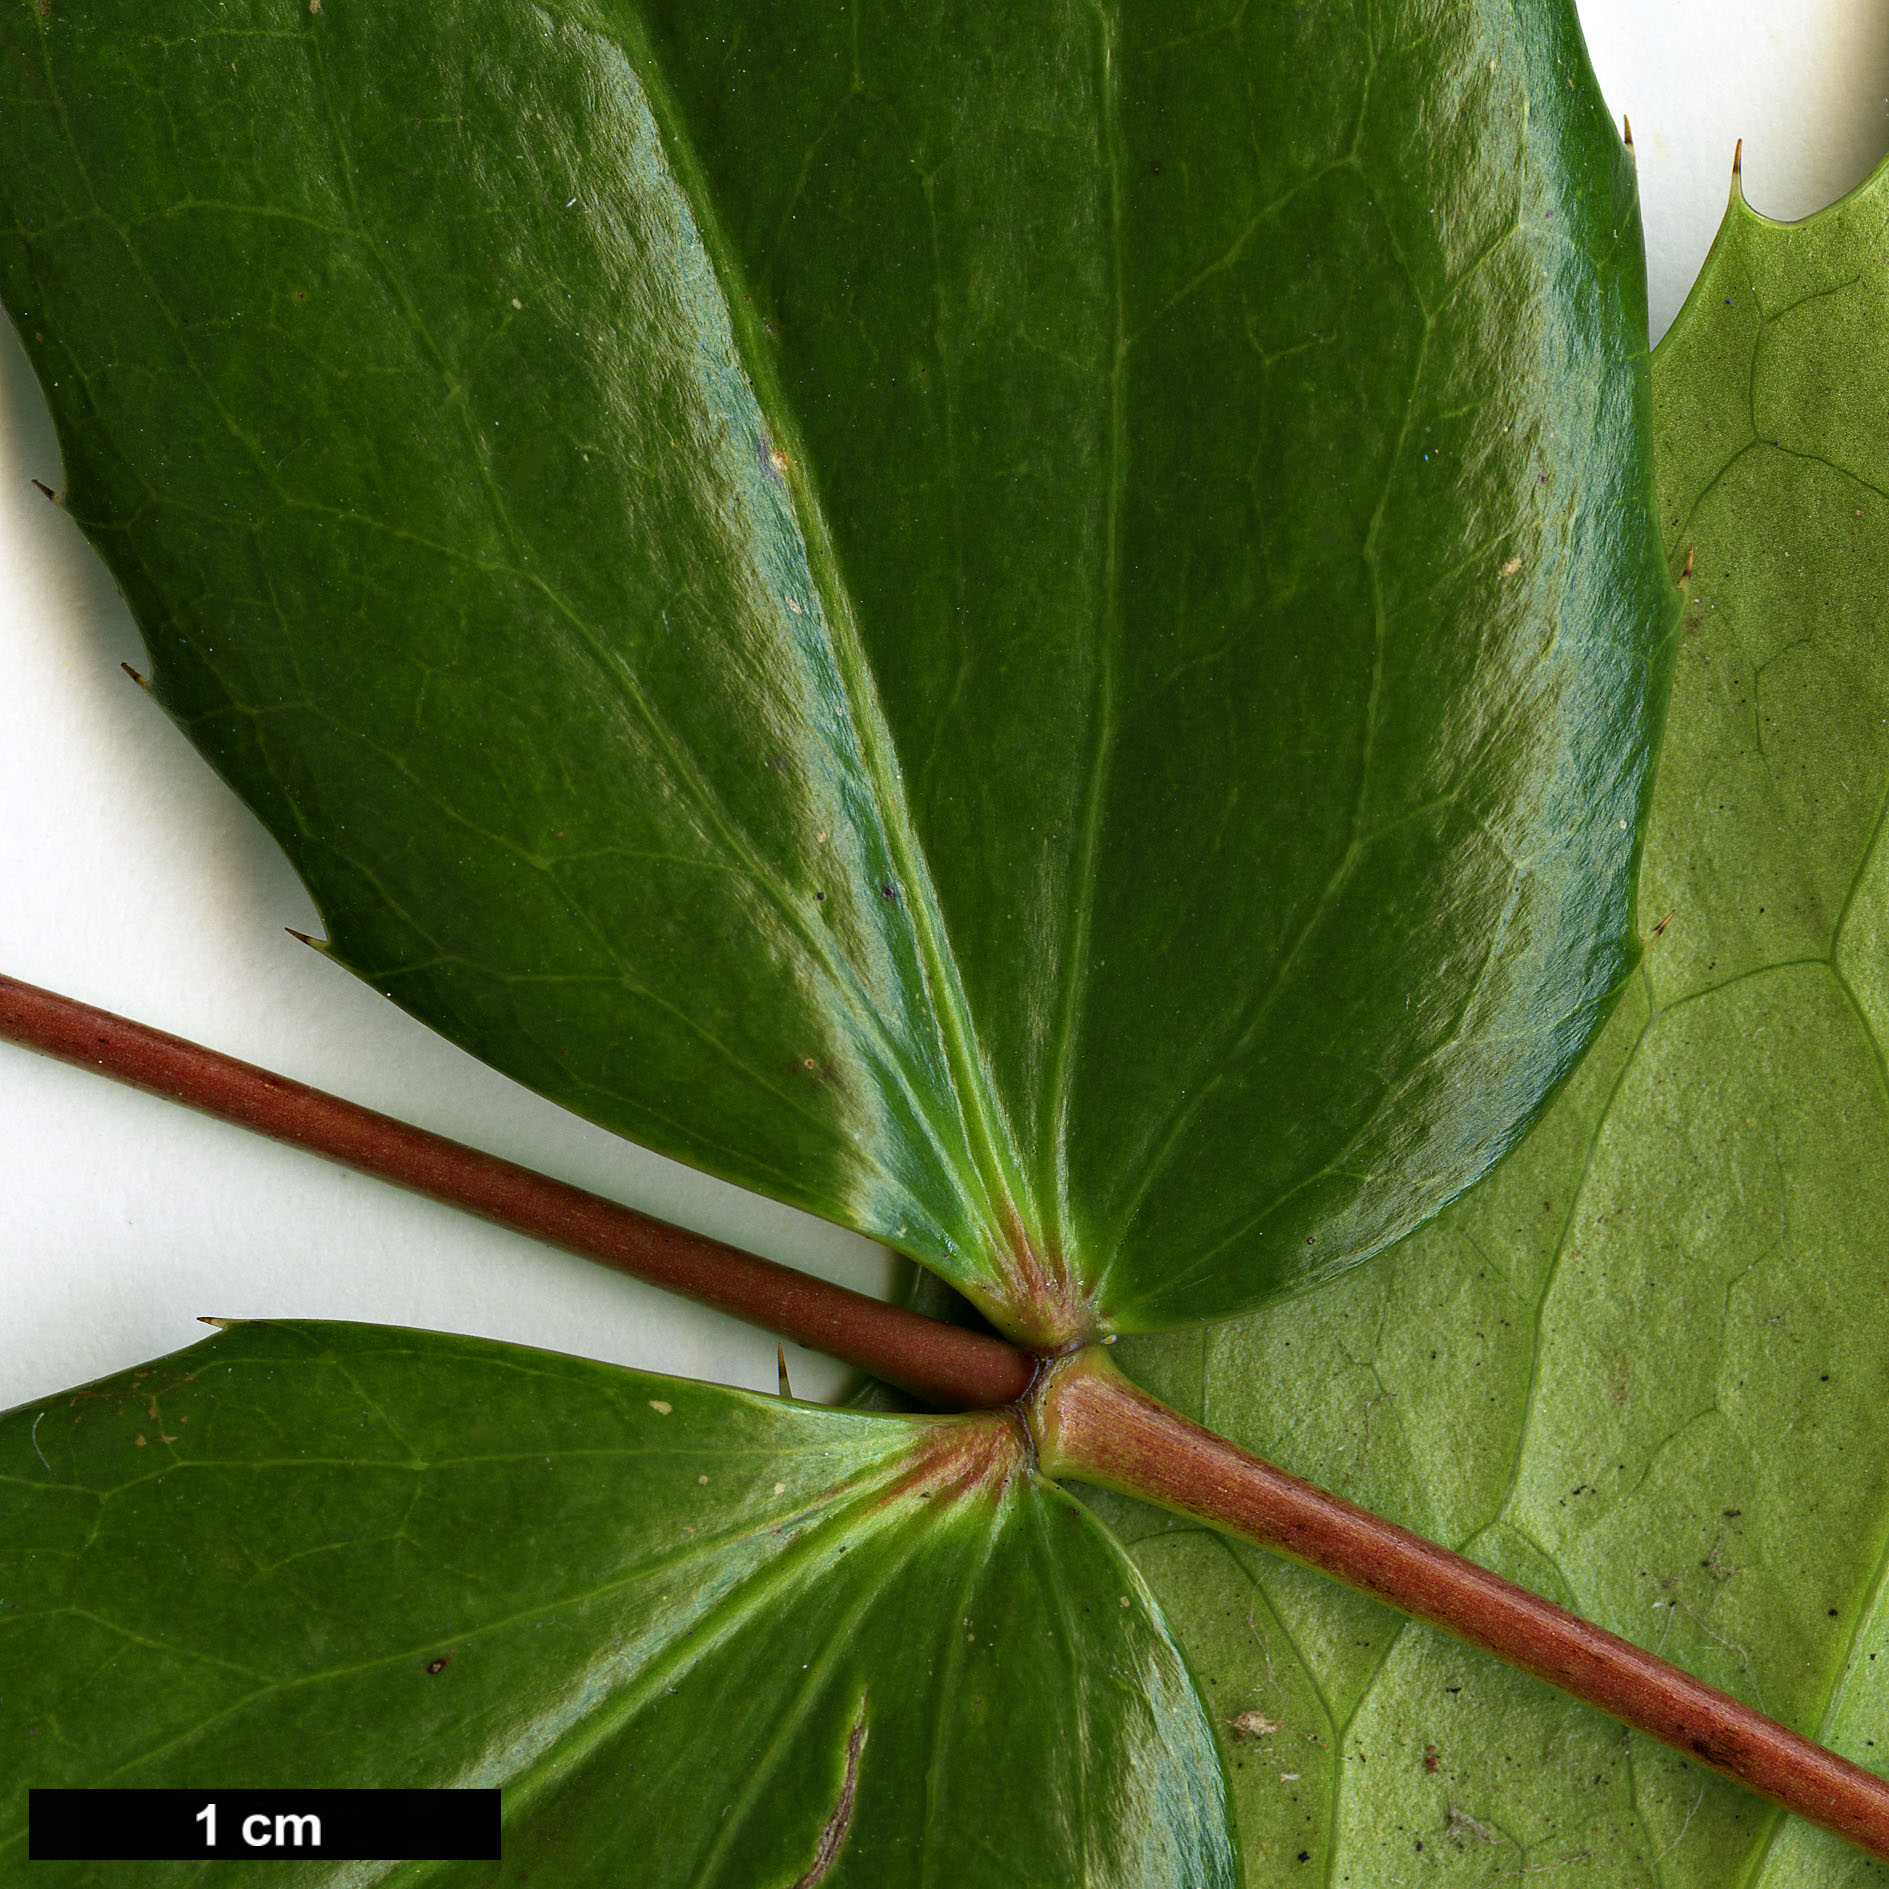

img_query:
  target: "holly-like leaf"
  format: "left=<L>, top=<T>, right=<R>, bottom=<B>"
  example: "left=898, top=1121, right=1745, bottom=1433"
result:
left=0, top=0, right=1673, bottom=1343
left=1104, top=160, right=1889, bottom=1884
left=0, top=1320, right=1235, bottom=1885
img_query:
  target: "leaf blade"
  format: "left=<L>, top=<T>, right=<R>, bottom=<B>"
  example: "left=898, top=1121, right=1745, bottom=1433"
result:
left=0, top=1321, right=1236, bottom=1886
left=0, top=0, right=1673, bottom=1339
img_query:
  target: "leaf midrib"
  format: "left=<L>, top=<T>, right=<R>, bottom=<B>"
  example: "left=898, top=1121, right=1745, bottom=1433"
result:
left=303, top=9, right=1005, bottom=1221
left=580, top=3, right=1055, bottom=1295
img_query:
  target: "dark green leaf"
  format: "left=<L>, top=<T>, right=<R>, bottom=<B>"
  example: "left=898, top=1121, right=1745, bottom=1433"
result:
left=0, top=1321, right=1235, bottom=1885
left=0, top=0, right=1674, bottom=1340
left=1105, top=159, right=1889, bottom=1885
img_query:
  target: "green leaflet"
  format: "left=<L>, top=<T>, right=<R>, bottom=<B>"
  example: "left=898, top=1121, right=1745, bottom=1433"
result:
left=0, top=1321, right=1236, bottom=1886
left=0, top=0, right=1674, bottom=1342
left=1105, top=161, right=1889, bottom=1885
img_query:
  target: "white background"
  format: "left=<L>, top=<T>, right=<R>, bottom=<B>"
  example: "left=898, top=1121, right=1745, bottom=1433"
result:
left=2, top=1, right=1886, bottom=1414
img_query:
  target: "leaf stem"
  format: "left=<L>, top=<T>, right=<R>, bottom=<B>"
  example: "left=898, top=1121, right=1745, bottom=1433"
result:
left=8, top=968, right=1888, bottom=1865
left=0, top=972, right=1036, bottom=1410
left=1031, top=1347, right=1889, bottom=1865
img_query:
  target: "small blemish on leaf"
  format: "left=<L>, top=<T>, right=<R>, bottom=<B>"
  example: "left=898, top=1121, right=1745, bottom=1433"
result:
left=426, top=1654, right=450, bottom=1675
left=791, top=1704, right=868, bottom=1887
left=1447, top=1805, right=1497, bottom=1845
left=649, top=1399, right=673, bottom=1416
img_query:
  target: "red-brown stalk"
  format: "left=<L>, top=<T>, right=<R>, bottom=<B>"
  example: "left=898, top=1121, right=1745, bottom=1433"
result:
left=5, top=969, right=1887, bottom=1863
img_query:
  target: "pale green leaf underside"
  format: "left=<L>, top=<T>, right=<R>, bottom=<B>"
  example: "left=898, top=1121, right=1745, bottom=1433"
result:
left=0, top=1323, right=1235, bottom=1887
left=1103, top=161, right=1889, bottom=1886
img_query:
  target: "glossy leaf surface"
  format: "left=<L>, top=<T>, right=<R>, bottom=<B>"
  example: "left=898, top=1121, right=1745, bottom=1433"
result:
left=1102, top=160, right=1889, bottom=1885
left=0, top=1320, right=1235, bottom=1886
left=0, top=0, right=1674, bottom=1341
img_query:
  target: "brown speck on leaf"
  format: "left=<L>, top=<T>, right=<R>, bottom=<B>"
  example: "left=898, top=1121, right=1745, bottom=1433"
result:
left=1230, top=1710, right=1281, bottom=1742
left=1650, top=910, right=1675, bottom=938
left=1424, top=1744, right=1440, bottom=1773
left=426, top=1654, right=450, bottom=1675
left=1609, top=1350, right=1632, bottom=1407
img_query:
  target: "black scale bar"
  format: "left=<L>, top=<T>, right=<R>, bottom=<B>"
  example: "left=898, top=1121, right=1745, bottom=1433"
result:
left=28, top=1789, right=500, bottom=1861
